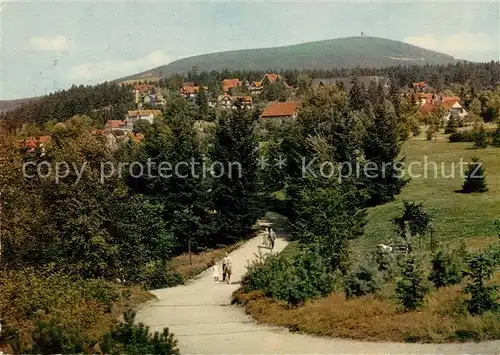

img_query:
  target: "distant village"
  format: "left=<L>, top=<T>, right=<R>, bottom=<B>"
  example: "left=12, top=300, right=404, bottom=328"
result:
left=20, top=73, right=469, bottom=151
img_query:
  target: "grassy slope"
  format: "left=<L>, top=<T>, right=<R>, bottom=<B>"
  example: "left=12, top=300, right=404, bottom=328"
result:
left=234, top=134, right=500, bottom=343
left=117, top=36, right=457, bottom=81
left=360, top=135, right=500, bottom=251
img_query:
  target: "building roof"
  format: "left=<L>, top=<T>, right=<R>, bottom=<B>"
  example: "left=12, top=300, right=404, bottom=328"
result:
left=20, top=136, right=51, bottom=149
left=222, top=78, right=241, bottom=92
left=311, top=78, right=338, bottom=88
left=261, top=101, right=300, bottom=118
left=133, top=84, right=154, bottom=92
left=127, top=109, right=162, bottom=117
left=106, top=120, right=127, bottom=129
left=412, top=81, right=428, bottom=88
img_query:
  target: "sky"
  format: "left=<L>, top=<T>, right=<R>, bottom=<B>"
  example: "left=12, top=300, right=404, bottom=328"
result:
left=1, top=0, right=499, bottom=100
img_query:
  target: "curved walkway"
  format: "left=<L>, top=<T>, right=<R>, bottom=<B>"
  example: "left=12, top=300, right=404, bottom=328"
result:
left=136, top=217, right=500, bottom=354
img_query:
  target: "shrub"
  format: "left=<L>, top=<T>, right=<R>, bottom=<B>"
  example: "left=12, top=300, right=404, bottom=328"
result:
left=132, top=260, right=183, bottom=290
left=395, top=255, right=429, bottom=311
left=374, top=248, right=398, bottom=281
left=429, top=250, right=462, bottom=288
left=492, top=128, right=500, bottom=147
left=242, top=247, right=334, bottom=306
left=99, top=310, right=180, bottom=355
left=463, top=252, right=499, bottom=315
left=474, top=126, right=489, bottom=148
left=84, top=278, right=120, bottom=313
left=425, top=126, right=435, bottom=140
left=462, top=156, right=488, bottom=193
left=344, top=263, right=382, bottom=299
left=449, top=131, right=476, bottom=143
left=444, top=114, right=459, bottom=134
left=28, top=319, right=86, bottom=354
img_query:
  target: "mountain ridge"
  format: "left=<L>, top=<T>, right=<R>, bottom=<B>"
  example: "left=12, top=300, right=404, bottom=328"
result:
left=117, top=36, right=458, bottom=82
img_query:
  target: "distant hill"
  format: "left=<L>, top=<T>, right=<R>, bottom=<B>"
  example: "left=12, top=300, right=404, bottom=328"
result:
left=118, top=36, right=458, bottom=82
left=0, top=97, right=41, bottom=113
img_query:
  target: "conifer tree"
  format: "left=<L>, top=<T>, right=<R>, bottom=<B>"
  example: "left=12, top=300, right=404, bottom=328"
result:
left=396, top=255, right=429, bottom=311
left=210, top=105, right=261, bottom=239
left=363, top=103, right=407, bottom=205
left=462, top=156, right=488, bottom=193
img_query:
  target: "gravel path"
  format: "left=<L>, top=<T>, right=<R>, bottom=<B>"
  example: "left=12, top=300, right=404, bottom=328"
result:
left=136, top=220, right=500, bottom=354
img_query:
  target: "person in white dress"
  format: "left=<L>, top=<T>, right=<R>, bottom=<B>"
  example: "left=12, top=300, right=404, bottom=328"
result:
left=212, top=263, right=220, bottom=282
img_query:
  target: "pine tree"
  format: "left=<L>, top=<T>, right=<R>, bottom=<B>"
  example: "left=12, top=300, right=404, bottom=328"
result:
left=444, top=113, right=459, bottom=134
left=210, top=107, right=261, bottom=240
left=463, top=252, right=498, bottom=315
left=474, top=126, right=488, bottom=148
left=429, top=250, right=462, bottom=288
left=396, top=255, right=429, bottom=311
left=195, top=86, right=209, bottom=118
left=348, top=77, right=366, bottom=111
left=462, top=156, right=488, bottom=193
left=363, top=103, right=407, bottom=205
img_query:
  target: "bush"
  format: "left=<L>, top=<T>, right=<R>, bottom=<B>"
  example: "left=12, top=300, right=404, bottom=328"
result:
left=491, top=128, right=500, bottom=147
left=374, top=248, right=398, bottom=281
left=242, top=247, right=334, bottom=306
left=462, top=156, right=488, bottom=193
left=84, top=278, right=120, bottom=313
left=463, top=252, right=499, bottom=315
left=395, top=255, right=429, bottom=311
left=429, top=250, right=462, bottom=288
left=344, top=263, right=382, bottom=299
left=132, top=260, right=183, bottom=290
left=474, top=126, right=489, bottom=148
left=100, top=310, right=180, bottom=355
left=449, top=131, right=476, bottom=143
left=28, top=319, right=86, bottom=355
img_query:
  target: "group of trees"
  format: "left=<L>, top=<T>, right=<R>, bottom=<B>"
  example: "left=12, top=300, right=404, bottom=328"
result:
left=1, top=82, right=134, bottom=131
left=0, top=99, right=262, bottom=284
left=157, top=61, right=500, bottom=94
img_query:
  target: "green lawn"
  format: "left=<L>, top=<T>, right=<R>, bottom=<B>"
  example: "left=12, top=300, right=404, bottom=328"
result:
left=360, top=137, right=500, bottom=251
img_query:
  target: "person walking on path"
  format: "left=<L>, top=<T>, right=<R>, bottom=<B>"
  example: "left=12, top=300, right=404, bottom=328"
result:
left=269, top=228, right=276, bottom=251
left=222, top=252, right=232, bottom=284
left=212, top=262, right=220, bottom=283
left=263, top=227, right=270, bottom=247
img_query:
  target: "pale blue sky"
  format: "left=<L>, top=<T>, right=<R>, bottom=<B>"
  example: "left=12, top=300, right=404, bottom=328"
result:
left=1, top=0, right=499, bottom=99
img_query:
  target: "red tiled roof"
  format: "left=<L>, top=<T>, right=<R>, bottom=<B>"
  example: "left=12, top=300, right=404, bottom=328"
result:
left=264, top=73, right=280, bottom=83
left=261, top=101, right=300, bottom=118
left=222, top=78, right=241, bottom=92
left=106, top=120, right=126, bottom=129
left=419, top=103, right=435, bottom=114
left=412, top=82, right=427, bottom=88
left=20, top=136, right=51, bottom=149
left=133, top=84, right=154, bottom=92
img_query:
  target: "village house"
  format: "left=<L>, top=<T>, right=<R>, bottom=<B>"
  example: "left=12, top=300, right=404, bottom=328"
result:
left=418, top=95, right=468, bottom=121
left=217, top=94, right=253, bottom=110
left=126, top=109, right=162, bottom=125
left=221, top=78, right=242, bottom=93
left=19, top=135, right=51, bottom=155
left=180, top=82, right=208, bottom=99
left=249, top=73, right=288, bottom=95
left=105, top=120, right=130, bottom=133
left=412, top=81, right=429, bottom=92
left=311, top=76, right=391, bottom=92
left=260, top=101, right=300, bottom=123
